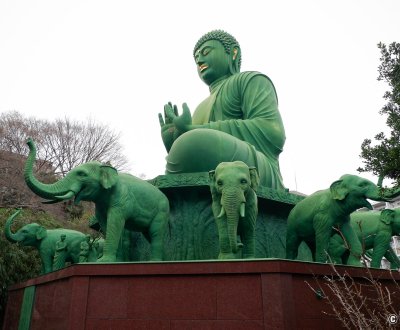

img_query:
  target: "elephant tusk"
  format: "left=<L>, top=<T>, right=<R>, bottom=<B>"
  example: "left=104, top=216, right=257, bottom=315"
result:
left=54, top=191, right=75, bottom=201
left=240, top=202, right=245, bottom=217
left=42, top=199, right=63, bottom=204
left=217, top=206, right=226, bottom=218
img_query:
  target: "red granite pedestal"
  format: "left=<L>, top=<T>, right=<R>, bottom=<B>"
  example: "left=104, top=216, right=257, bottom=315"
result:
left=3, top=259, right=400, bottom=330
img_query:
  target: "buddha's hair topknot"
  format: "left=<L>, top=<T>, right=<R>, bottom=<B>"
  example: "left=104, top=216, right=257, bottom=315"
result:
left=193, top=30, right=241, bottom=68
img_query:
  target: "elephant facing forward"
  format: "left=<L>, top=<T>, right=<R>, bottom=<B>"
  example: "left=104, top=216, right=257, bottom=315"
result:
left=4, top=209, right=94, bottom=273
left=209, top=161, right=259, bottom=259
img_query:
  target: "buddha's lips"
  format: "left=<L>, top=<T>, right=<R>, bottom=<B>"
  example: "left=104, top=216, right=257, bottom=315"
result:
left=199, top=64, right=208, bottom=72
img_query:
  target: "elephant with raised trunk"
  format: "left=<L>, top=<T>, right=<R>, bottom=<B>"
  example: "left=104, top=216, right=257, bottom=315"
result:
left=286, top=174, right=400, bottom=266
left=24, top=138, right=170, bottom=262
left=209, top=161, right=259, bottom=259
left=4, top=209, right=93, bottom=273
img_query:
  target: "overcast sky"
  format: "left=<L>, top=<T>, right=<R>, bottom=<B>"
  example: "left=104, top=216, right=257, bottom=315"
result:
left=1, top=0, right=399, bottom=195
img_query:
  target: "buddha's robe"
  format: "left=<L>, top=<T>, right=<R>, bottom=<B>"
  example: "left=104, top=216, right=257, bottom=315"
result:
left=166, top=71, right=286, bottom=190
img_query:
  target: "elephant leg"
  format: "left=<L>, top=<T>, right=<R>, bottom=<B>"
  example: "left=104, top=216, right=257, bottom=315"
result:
left=98, top=211, right=125, bottom=262
left=384, top=248, right=400, bottom=269
left=370, top=249, right=385, bottom=268
left=314, top=229, right=332, bottom=263
left=328, top=234, right=347, bottom=264
left=40, top=254, right=54, bottom=273
left=286, top=231, right=301, bottom=260
left=370, top=233, right=392, bottom=268
left=40, top=256, right=52, bottom=274
left=148, top=212, right=168, bottom=261
left=340, top=222, right=362, bottom=266
left=238, top=219, right=255, bottom=259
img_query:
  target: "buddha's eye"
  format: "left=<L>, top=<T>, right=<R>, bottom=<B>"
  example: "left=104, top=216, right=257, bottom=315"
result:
left=201, top=47, right=212, bottom=56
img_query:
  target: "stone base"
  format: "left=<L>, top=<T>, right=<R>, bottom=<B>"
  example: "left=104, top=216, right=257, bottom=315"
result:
left=4, top=260, right=400, bottom=329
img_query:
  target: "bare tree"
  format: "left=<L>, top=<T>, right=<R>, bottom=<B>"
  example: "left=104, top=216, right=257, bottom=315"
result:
left=0, top=111, right=46, bottom=155
left=0, top=111, right=129, bottom=176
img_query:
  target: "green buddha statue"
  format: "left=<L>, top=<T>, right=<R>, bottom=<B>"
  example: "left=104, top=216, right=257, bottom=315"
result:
left=159, top=30, right=286, bottom=189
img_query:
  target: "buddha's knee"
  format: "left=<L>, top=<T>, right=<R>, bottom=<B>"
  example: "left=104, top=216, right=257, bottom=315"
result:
left=167, top=129, right=224, bottom=172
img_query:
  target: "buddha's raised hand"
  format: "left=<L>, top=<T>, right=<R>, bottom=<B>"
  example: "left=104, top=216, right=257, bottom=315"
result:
left=159, top=102, right=192, bottom=152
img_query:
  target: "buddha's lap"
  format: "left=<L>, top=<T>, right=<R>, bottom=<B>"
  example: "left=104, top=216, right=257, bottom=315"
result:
left=166, top=128, right=260, bottom=173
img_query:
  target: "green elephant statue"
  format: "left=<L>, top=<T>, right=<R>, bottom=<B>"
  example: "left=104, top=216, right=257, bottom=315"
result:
left=329, top=209, right=400, bottom=269
left=209, top=161, right=259, bottom=259
left=24, top=138, right=170, bottom=262
left=286, top=174, right=400, bottom=266
left=4, top=209, right=96, bottom=273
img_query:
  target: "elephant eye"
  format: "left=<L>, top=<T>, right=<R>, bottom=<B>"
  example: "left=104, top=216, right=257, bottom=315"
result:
left=77, top=170, right=87, bottom=177
left=217, top=180, right=223, bottom=186
left=240, top=179, right=247, bottom=184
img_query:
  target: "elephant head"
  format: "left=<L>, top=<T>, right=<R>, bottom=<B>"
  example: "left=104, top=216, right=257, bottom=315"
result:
left=380, top=209, right=400, bottom=234
left=24, top=138, right=118, bottom=204
left=5, top=209, right=47, bottom=247
left=329, top=174, right=396, bottom=212
left=209, top=161, right=259, bottom=255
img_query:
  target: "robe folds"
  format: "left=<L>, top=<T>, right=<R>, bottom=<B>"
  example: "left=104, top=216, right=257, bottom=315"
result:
left=166, top=71, right=286, bottom=190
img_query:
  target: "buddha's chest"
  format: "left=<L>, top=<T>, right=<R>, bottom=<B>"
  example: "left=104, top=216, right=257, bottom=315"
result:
left=192, top=88, right=242, bottom=124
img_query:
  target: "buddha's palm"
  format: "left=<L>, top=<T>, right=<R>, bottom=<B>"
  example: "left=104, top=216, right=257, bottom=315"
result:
left=160, top=123, right=178, bottom=152
left=159, top=103, right=192, bottom=152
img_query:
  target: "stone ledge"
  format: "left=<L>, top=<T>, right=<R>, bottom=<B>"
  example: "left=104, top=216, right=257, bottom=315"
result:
left=148, top=172, right=305, bottom=205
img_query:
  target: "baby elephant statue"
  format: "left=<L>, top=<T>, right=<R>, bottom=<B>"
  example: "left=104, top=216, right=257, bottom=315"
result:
left=329, top=209, right=400, bottom=269
left=4, top=209, right=92, bottom=274
left=24, top=138, right=169, bottom=262
left=286, top=174, right=398, bottom=266
left=209, top=161, right=259, bottom=259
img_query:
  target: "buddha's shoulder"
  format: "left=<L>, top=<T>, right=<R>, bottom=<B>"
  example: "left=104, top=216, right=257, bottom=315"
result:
left=229, top=71, right=273, bottom=84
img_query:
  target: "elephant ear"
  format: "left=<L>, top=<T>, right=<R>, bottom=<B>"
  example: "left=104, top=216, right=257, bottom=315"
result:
left=380, top=209, right=395, bottom=225
left=209, top=170, right=217, bottom=197
left=36, top=226, right=47, bottom=240
left=100, top=165, right=118, bottom=189
left=330, top=180, right=348, bottom=200
left=249, top=167, right=259, bottom=192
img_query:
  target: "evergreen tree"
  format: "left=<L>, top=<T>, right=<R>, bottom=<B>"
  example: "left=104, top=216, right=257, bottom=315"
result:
left=358, top=42, right=400, bottom=187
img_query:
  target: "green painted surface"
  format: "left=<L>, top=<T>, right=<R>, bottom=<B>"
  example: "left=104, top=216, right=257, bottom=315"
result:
left=286, top=174, right=400, bottom=266
left=4, top=209, right=99, bottom=274
left=18, top=285, right=35, bottom=330
left=159, top=30, right=286, bottom=189
left=89, top=172, right=311, bottom=262
left=24, top=138, right=170, bottom=263
left=329, top=209, right=400, bottom=268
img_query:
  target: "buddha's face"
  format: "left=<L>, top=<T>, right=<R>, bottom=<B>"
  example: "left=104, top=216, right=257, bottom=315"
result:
left=194, top=40, right=231, bottom=86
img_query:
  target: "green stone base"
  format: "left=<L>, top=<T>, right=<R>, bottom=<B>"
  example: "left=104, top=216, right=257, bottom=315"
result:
left=92, top=173, right=312, bottom=261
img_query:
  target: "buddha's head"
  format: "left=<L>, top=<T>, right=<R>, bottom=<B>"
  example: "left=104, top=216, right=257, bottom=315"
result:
left=193, top=30, right=241, bottom=86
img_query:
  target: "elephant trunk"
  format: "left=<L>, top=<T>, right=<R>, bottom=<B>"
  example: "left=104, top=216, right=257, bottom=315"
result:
left=221, top=189, right=245, bottom=253
left=24, top=138, right=74, bottom=202
left=5, top=209, right=22, bottom=243
left=380, top=186, right=400, bottom=200
left=367, top=187, right=400, bottom=204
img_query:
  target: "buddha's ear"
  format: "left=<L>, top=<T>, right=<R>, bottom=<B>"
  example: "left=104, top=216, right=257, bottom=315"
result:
left=230, top=46, right=241, bottom=74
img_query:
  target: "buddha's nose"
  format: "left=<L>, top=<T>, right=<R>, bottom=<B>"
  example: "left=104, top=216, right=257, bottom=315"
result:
left=197, top=59, right=205, bottom=68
